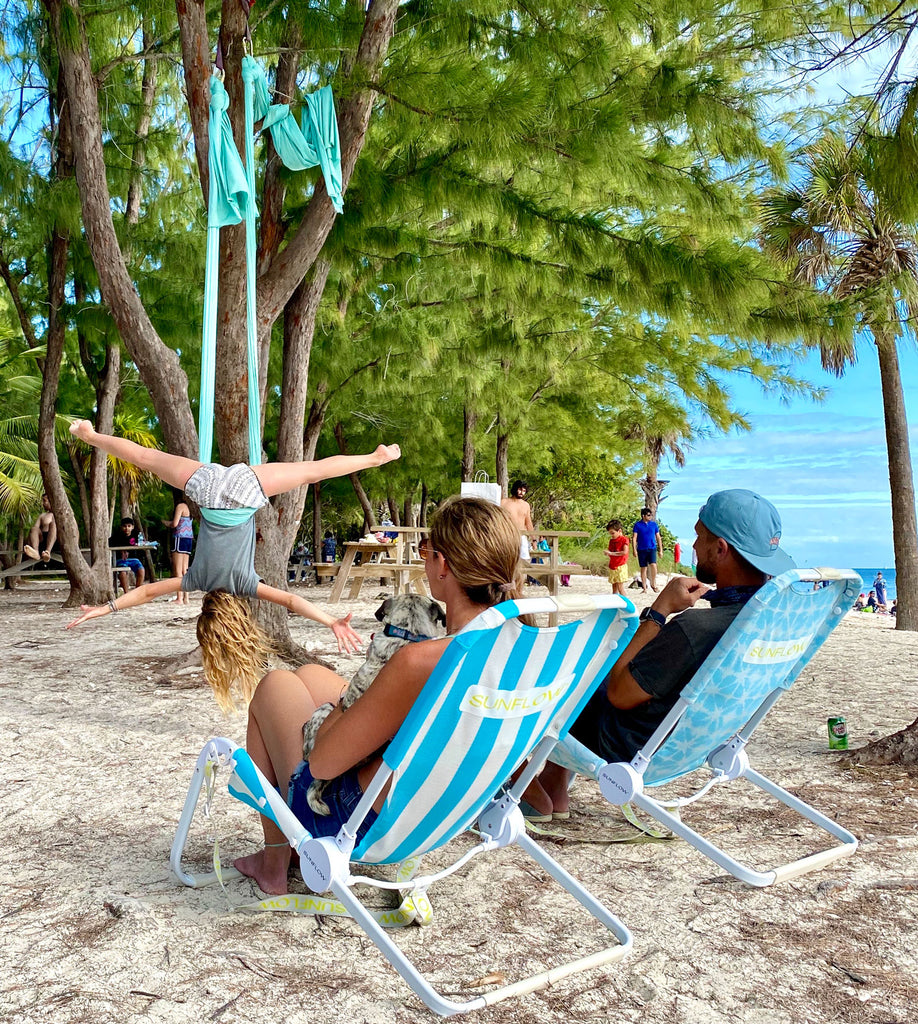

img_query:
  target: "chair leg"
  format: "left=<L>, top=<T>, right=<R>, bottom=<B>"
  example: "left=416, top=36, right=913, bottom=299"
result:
left=320, top=835, right=632, bottom=1017
left=632, top=771, right=858, bottom=887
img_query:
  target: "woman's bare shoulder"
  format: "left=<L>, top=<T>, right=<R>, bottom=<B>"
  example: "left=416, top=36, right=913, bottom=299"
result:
left=386, top=636, right=452, bottom=677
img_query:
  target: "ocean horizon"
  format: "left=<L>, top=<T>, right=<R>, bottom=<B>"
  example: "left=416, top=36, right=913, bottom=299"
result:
left=851, top=567, right=895, bottom=600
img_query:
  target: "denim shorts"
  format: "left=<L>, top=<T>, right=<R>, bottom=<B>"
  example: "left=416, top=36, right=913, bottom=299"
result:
left=116, top=558, right=144, bottom=575
left=287, top=761, right=378, bottom=842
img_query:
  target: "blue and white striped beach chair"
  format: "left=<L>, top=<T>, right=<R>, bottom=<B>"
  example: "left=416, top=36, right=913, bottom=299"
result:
left=171, top=593, right=638, bottom=1016
left=552, top=569, right=862, bottom=887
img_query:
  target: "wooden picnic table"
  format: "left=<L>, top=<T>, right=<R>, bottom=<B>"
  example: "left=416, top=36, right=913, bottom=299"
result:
left=1, top=544, right=159, bottom=583
left=108, top=542, right=159, bottom=583
left=524, top=529, right=591, bottom=625
left=328, top=536, right=430, bottom=603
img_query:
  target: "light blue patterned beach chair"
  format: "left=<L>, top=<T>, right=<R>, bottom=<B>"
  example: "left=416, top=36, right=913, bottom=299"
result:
left=552, top=569, right=862, bottom=887
left=171, top=593, right=638, bottom=1016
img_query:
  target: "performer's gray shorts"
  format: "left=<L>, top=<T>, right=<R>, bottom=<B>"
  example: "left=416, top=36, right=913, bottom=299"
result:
left=184, top=463, right=268, bottom=511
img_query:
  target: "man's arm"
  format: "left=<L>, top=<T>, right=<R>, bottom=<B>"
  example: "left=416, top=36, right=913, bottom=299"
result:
left=605, top=576, right=710, bottom=709
left=656, top=525, right=662, bottom=554
left=524, top=501, right=534, bottom=533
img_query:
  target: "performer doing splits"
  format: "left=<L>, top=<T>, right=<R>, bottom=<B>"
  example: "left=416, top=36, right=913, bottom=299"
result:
left=66, top=420, right=401, bottom=710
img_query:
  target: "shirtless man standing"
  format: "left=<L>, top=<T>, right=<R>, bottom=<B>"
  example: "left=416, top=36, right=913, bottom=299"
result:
left=23, top=495, right=57, bottom=563
left=501, top=480, right=534, bottom=561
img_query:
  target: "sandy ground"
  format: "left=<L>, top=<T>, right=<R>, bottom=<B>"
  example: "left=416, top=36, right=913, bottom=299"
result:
left=2, top=572, right=917, bottom=1024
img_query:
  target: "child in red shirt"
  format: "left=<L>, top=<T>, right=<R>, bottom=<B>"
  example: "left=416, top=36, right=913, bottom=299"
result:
left=605, top=518, right=630, bottom=595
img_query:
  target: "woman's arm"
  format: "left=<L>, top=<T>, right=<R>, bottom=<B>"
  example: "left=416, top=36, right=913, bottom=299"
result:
left=308, top=639, right=447, bottom=779
left=66, top=577, right=181, bottom=628
left=256, top=583, right=362, bottom=653
left=164, top=502, right=190, bottom=528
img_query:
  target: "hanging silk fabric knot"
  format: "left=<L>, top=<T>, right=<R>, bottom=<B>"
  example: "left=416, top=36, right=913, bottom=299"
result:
left=198, top=56, right=345, bottom=466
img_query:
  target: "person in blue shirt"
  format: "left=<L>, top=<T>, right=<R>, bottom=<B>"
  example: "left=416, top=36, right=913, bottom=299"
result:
left=321, top=531, right=337, bottom=562
left=874, top=572, right=887, bottom=609
left=632, top=507, right=662, bottom=593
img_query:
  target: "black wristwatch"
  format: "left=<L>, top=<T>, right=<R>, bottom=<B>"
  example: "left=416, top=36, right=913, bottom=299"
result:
left=639, top=606, right=666, bottom=628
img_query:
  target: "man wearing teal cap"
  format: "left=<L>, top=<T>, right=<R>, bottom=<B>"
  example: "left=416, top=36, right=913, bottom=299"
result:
left=522, top=489, right=795, bottom=821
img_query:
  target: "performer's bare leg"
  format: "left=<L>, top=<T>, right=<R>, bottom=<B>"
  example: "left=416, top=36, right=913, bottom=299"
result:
left=69, top=420, right=202, bottom=491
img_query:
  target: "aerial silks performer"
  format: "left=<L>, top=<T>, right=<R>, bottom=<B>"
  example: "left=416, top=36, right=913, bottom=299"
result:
left=66, top=420, right=401, bottom=709
left=65, top=25, right=391, bottom=711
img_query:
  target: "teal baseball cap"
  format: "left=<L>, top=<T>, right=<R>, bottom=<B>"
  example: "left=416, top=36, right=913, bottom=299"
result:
left=698, top=489, right=795, bottom=576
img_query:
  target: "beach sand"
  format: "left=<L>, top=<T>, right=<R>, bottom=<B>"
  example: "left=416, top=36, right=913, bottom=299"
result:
left=2, top=574, right=916, bottom=1023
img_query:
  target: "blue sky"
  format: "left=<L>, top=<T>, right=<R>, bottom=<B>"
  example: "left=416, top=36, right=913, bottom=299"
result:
left=665, top=342, right=918, bottom=569
left=664, top=42, right=918, bottom=572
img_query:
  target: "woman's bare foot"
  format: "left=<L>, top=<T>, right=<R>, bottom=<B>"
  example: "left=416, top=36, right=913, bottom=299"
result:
left=69, top=419, right=95, bottom=442
left=234, top=846, right=292, bottom=895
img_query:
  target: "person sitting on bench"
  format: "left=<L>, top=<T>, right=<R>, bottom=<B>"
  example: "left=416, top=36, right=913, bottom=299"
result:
left=23, top=495, right=57, bottom=563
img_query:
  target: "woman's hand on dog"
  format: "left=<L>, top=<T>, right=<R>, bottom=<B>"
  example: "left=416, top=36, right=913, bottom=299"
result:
left=330, top=613, right=363, bottom=654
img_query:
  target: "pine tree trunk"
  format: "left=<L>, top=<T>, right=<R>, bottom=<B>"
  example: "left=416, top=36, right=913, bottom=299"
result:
left=312, top=481, right=322, bottom=566
left=387, top=494, right=401, bottom=525
left=334, top=422, right=376, bottom=530
left=36, top=59, right=113, bottom=608
left=496, top=430, right=510, bottom=496
left=462, top=407, right=477, bottom=480
left=874, top=333, right=918, bottom=631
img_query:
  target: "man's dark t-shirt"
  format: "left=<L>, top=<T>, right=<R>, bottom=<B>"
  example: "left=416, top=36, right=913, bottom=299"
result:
left=109, top=527, right=136, bottom=550
left=569, top=602, right=747, bottom=762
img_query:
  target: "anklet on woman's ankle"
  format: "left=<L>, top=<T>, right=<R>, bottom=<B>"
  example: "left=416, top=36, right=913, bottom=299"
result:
left=264, top=841, right=289, bottom=848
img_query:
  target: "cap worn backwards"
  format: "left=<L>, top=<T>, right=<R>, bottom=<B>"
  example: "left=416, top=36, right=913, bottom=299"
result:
left=698, top=489, right=796, bottom=577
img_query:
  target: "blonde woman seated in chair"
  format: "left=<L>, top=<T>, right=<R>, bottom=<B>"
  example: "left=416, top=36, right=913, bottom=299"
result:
left=233, top=496, right=529, bottom=895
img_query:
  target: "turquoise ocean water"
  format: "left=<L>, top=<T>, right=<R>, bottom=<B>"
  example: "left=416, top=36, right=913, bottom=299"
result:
left=852, top=567, right=895, bottom=600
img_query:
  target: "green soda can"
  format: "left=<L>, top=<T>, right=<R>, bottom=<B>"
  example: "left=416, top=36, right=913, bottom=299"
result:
left=827, top=716, right=848, bottom=750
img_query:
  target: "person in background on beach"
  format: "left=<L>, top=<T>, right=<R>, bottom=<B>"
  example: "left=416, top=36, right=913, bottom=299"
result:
left=23, top=495, right=57, bottom=563
left=605, top=518, right=630, bottom=596
left=502, top=480, right=534, bottom=562
left=109, top=516, right=145, bottom=592
left=853, top=593, right=866, bottom=611
left=65, top=419, right=401, bottom=707
left=866, top=590, right=878, bottom=612
left=321, top=531, right=337, bottom=563
left=891, top=598, right=898, bottom=617
left=164, top=490, right=194, bottom=604
left=874, top=572, right=888, bottom=609
left=632, top=507, right=662, bottom=593
left=232, top=496, right=528, bottom=894
left=522, top=489, right=795, bottom=820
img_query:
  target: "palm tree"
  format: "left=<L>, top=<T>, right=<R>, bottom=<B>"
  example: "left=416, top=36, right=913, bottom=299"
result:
left=760, top=130, right=918, bottom=631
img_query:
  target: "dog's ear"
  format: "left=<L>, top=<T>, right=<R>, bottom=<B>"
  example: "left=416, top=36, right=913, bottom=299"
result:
left=375, top=599, right=393, bottom=622
left=430, top=599, right=447, bottom=627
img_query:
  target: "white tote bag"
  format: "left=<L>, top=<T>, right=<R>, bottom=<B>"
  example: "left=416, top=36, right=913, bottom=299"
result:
left=460, top=472, right=502, bottom=506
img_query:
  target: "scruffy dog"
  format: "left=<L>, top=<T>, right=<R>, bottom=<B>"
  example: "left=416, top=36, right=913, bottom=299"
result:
left=302, top=594, right=447, bottom=815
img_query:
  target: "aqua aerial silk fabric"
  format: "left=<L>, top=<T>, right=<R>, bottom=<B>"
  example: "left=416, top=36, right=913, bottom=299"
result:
left=199, top=74, right=253, bottom=466
left=198, top=60, right=344, bottom=468
left=244, top=56, right=344, bottom=212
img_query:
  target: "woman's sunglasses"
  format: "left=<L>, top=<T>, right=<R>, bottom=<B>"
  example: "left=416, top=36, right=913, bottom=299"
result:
left=418, top=539, right=438, bottom=561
